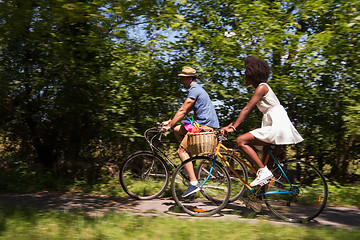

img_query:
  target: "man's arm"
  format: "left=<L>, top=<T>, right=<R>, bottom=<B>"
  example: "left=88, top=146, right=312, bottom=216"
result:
left=161, top=97, right=195, bottom=132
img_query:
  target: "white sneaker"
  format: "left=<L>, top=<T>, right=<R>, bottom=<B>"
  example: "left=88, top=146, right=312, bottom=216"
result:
left=250, top=166, right=273, bottom=187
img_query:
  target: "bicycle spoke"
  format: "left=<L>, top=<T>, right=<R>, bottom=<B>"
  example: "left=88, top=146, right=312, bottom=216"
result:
left=171, top=156, right=231, bottom=216
left=120, top=152, right=169, bottom=200
left=263, top=160, right=328, bottom=223
left=198, top=152, right=248, bottom=202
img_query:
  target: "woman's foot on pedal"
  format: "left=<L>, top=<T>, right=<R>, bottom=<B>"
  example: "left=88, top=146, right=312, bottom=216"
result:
left=250, top=166, right=273, bottom=187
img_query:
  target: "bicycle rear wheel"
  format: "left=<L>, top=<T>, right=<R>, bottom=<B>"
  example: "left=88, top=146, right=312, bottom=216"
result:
left=197, top=153, right=248, bottom=202
left=263, top=159, right=328, bottom=223
left=119, top=151, right=170, bottom=200
left=171, top=156, right=231, bottom=216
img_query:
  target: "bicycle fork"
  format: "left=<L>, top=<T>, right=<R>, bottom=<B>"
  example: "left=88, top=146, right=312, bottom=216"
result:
left=199, top=156, right=217, bottom=188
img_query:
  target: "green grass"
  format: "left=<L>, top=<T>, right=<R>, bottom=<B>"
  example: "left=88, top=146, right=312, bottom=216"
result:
left=0, top=209, right=359, bottom=240
left=327, top=182, right=360, bottom=207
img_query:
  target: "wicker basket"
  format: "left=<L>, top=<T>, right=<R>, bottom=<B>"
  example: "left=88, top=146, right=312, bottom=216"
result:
left=187, top=131, right=218, bottom=155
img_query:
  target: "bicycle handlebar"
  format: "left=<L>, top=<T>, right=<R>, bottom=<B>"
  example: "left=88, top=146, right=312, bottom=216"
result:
left=144, top=124, right=229, bottom=148
left=143, top=124, right=178, bottom=150
left=214, top=130, right=228, bottom=142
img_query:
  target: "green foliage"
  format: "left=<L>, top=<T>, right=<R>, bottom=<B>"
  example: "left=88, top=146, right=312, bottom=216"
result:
left=0, top=0, right=182, bottom=183
left=0, top=0, right=359, bottom=185
left=150, top=0, right=360, bottom=181
left=327, top=182, right=360, bottom=208
left=0, top=160, right=68, bottom=192
left=0, top=0, right=117, bottom=170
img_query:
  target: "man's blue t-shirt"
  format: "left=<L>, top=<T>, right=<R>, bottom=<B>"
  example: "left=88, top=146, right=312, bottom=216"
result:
left=187, top=83, right=220, bottom=129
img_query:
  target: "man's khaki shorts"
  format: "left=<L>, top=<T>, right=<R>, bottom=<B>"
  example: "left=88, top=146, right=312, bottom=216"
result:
left=180, top=125, right=214, bottom=153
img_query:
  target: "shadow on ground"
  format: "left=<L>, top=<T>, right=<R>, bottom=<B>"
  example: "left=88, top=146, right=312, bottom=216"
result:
left=0, top=191, right=136, bottom=215
left=0, top=192, right=359, bottom=230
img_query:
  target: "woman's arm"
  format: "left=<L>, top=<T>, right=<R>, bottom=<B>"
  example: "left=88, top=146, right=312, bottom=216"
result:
left=223, top=84, right=268, bottom=133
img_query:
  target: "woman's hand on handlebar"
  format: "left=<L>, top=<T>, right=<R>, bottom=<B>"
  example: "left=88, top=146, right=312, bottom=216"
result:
left=221, top=126, right=235, bottom=135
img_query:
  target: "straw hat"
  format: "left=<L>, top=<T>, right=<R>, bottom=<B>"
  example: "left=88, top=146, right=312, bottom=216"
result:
left=178, top=67, right=197, bottom=77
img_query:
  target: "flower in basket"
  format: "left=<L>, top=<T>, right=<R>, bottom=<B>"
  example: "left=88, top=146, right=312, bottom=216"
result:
left=181, top=120, right=212, bottom=133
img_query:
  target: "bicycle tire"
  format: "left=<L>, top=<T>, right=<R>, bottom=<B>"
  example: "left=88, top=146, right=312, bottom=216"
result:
left=197, top=152, right=248, bottom=202
left=119, top=151, right=170, bottom=200
left=263, top=159, right=328, bottom=223
left=171, top=156, right=231, bottom=216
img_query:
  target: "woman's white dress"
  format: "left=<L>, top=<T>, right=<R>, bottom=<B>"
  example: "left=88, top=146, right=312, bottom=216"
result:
left=250, top=83, right=304, bottom=145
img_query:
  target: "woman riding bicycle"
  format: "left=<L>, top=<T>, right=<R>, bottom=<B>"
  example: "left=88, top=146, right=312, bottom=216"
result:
left=222, top=55, right=303, bottom=187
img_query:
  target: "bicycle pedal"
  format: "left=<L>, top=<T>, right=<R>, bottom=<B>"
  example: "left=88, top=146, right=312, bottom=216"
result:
left=241, top=197, right=262, bottom=213
left=248, top=201, right=262, bottom=212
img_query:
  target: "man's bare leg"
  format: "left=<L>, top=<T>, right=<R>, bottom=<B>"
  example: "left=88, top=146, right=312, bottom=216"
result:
left=174, top=125, right=196, bottom=181
left=174, top=125, right=186, bottom=141
left=177, top=146, right=197, bottom=182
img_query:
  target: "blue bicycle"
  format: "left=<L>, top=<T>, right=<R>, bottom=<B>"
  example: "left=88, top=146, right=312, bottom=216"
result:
left=171, top=132, right=328, bottom=223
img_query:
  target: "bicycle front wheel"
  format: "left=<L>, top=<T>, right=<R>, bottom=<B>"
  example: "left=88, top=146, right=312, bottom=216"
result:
left=171, top=156, right=231, bottom=216
left=264, top=159, right=328, bottom=223
left=119, top=151, right=170, bottom=200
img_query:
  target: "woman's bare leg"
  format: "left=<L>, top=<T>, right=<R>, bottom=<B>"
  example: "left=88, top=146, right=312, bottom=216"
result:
left=236, top=132, right=268, bottom=169
left=236, top=133, right=273, bottom=187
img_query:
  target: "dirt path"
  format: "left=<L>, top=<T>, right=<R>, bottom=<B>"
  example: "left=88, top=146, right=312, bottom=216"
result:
left=0, top=191, right=359, bottom=230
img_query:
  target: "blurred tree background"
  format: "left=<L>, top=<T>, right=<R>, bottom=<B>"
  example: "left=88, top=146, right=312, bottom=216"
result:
left=0, top=0, right=359, bottom=192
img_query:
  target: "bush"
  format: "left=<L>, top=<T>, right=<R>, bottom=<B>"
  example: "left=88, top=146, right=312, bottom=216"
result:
left=327, top=181, right=360, bottom=208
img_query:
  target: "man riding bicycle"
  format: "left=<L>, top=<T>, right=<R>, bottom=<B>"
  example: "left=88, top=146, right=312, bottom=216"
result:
left=161, top=67, right=220, bottom=197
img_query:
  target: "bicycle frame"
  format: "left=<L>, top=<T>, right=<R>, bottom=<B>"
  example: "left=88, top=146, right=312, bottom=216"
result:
left=144, top=127, right=179, bottom=169
left=207, top=139, right=299, bottom=196
left=212, top=141, right=256, bottom=190
left=257, top=150, right=298, bottom=196
left=172, top=132, right=327, bottom=221
left=144, top=127, right=192, bottom=186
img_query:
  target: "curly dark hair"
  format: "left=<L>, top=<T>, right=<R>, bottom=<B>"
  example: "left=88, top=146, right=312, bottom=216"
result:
left=244, top=56, right=271, bottom=85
